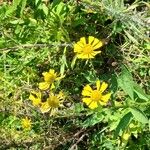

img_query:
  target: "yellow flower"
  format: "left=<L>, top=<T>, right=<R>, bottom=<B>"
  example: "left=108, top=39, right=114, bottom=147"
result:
left=74, top=36, right=103, bottom=59
left=39, top=69, right=62, bottom=90
left=40, top=92, right=64, bottom=114
left=29, top=91, right=41, bottom=106
left=21, top=117, right=31, bottom=130
left=82, top=80, right=111, bottom=109
left=122, top=132, right=131, bottom=141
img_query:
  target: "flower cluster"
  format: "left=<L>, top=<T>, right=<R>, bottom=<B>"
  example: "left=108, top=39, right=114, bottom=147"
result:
left=29, top=69, right=65, bottom=115
left=28, top=36, right=111, bottom=114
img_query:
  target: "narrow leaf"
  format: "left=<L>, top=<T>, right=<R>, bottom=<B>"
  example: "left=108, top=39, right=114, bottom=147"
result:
left=71, top=55, right=77, bottom=69
left=133, top=83, right=149, bottom=101
left=149, top=119, right=150, bottom=131
left=114, top=112, right=133, bottom=138
left=118, top=66, right=134, bottom=100
left=130, top=107, right=148, bottom=124
left=82, top=112, right=104, bottom=128
left=6, top=0, right=21, bottom=15
left=20, top=0, right=27, bottom=16
left=42, top=3, right=48, bottom=16
left=124, top=30, right=139, bottom=45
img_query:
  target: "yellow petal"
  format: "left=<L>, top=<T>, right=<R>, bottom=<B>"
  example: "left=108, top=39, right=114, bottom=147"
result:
left=58, top=91, right=65, bottom=99
left=43, top=72, right=50, bottom=80
left=101, top=93, right=111, bottom=102
left=93, top=41, right=103, bottom=50
left=82, top=85, right=92, bottom=96
left=36, top=92, right=41, bottom=99
left=29, top=93, right=36, bottom=101
left=42, top=71, right=47, bottom=77
left=77, top=53, right=94, bottom=59
left=88, top=36, right=95, bottom=44
left=82, top=89, right=91, bottom=96
left=50, top=109, right=57, bottom=116
left=76, top=53, right=87, bottom=59
left=56, top=75, right=65, bottom=81
left=74, top=44, right=83, bottom=53
left=96, top=80, right=100, bottom=90
left=88, top=101, right=98, bottom=109
left=87, top=54, right=95, bottom=59
left=100, top=82, right=108, bottom=93
left=32, top=98, right=41, bottom=106
left=42, top=70, right=56, bottom=82
left=30, top=91, right=41, bottom=97
left=99, top=101, right=107, bottom=106
left=39, top=82, right=50, bottom=90
left=29, top=91, right=41, bottom=106
left=50, top=83, right=55, bottom=90
left=91, top=38, right=100, bottom=47
left=93, top=51, right=101, bottom=55
left=49, top=69, right=55, bottom=74
left=82, top=98, right=92, bottom=105
left=80, top=37, right=86, bottom=45
left=77, top=41, right=84, bottom=47
left=40, top=102, right=50, bottom=113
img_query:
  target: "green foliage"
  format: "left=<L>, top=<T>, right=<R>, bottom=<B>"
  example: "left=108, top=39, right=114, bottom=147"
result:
left=130, top=107, right=148, bottom=124
left=114, top=112, right=133, bottom=138
left=118, top=66, right=134, bottom=100
left=0, top=0, right=149, bottom=149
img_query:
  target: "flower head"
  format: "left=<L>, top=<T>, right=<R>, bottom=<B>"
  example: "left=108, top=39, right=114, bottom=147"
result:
left=39, top=69, right=62, bottom=90
left=82, top=80, right=111, bottom=109
left=40, top=92, right=64, bottom=114
left=122, top=131, right=131, bottom=141
left=74, top=36, right=103, bottom=59
left=21, top=117, right=31, bottom=130
left=29, top=91, right=41, bottom=106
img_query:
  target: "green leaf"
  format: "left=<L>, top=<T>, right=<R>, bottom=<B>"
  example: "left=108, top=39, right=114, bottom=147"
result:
left=124, top=30, right=139, bottom=45
left=35, top=0, right=41, bottom=6
left=52, top=0, right=62, bottom=8
left=20, top=0, right=27, bottom=16
left=6, top=0, right=21, bottom=15
left=82, top=71, right=97, bottom=83
left=74, top=103, right=84, bottom=113
left=60, top=47, right=68, bottom=76
left=71, top=55, right=77, bottom=69
left=133, top=83, right=149, bottom=101
left=82, top=112, right=104, bottom=128
left=130, top=107, right=148, bottom=124
left=42, top=3, right=48, bottom=16
left=149, top=119, right=150, bottom=131
left=114, top=112, right=133, bottom=138
left=118, top=66, right=134, bottom=100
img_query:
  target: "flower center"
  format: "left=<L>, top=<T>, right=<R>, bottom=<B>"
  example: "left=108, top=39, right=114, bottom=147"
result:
left=22, top=118, right=31, bottom=129
left=91, top=90, right=102, bottom=101
left=83, top=44, right=93, bottom=54
left=48, top=96, right=60, bottom=108
left=47, top=74, right=56, bottom=83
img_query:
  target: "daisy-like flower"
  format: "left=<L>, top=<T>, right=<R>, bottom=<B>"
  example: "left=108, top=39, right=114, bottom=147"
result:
left=74, top=36, right=103, bottom=59
left=39, top=69, right=63, bottom=90
left=40, top=91, right=64, bottom=114
left=21, top=117, right=31, bottom=130
left=82, top=80, right=111, bottom=109
left=29, top=91, right=41, bottom=106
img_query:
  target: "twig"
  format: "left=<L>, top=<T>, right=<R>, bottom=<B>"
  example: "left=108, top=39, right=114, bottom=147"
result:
left=69, top=133, right=87, bottom=150
left=0, top=43, right=73, bottom=52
